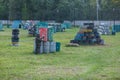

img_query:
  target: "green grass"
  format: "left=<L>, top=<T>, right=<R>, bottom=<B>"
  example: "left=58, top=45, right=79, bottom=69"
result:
left=0, top=28, right=120, bottom=80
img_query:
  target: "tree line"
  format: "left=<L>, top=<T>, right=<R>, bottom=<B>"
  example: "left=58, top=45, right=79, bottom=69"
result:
left=0, top=0, right=120, bottom=22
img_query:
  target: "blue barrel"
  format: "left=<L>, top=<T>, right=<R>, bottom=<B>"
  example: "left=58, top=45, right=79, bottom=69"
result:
left=112, top=30, right=116, bottom=35
left=119, top=25, right=120, bottom=32
left=47, top=27, right=54, bottom=41
left=116, top=25, right=119, bottom=32
left=114, top=25, right=120, bottom=32
left=43, top=41, right=50, bottom=53
left=40, top=42, right=43, bottom=54
left=56, top=42, right=61, bottom=52
left=49, top=42, right=56, bottom=53
left=54, top=26, right=57, bottom=33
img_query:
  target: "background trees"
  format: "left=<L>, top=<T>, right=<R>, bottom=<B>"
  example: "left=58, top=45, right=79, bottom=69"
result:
left=0, top=0, right=120, bottom=21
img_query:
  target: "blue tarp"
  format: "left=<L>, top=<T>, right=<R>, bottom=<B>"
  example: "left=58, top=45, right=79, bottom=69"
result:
left=12, top=20, right=21, bottom=29
left=61, top=24, right=67, bottom=29
left=74, top=33, right=84, bottom=40
left=113, top=25, right=120, bottom=32
left=36, top=22, right=48, bottom=34
left=63, top=23, right=72, bottom=28
left=37, top=22, right=48, bottom=28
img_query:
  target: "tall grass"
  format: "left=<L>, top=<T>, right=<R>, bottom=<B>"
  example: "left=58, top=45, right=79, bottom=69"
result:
left=0, top=28, right=120, bottom=80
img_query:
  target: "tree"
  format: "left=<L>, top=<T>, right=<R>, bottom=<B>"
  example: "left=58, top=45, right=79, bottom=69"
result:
left=9, top=0, right=23, bottom=20
left=0, top=0, right=120, bottom=20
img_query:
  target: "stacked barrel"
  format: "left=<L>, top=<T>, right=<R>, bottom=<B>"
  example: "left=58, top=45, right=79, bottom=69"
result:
left=25, top=21, right=37, bottom=37
left=70, top=23, right=104, bottom=45
left=11, top=20, right=21, bottom=46
left=28, top=26, right=37, bottom=37
left=97, top=25, right=111, bottom=35
left=11, top=29, right=19, bottom=46
left=34, top=27, right=61, bottom=54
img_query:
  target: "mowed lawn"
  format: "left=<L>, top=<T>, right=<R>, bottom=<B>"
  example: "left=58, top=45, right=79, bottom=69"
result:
left=0, top=28, right=120, bottom=80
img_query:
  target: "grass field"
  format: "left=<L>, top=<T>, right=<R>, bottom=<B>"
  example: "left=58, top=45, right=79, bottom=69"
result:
left=0, top=28, right=120, bottom=80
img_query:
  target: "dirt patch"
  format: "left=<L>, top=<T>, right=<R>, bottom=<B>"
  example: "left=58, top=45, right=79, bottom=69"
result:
left=25, top=66, right=88, bottom=77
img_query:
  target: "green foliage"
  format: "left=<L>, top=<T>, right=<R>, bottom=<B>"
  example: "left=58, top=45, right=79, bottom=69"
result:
left=0, top=0, right=120, bottom=20
left=9, top=0, right=23, bottom=20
